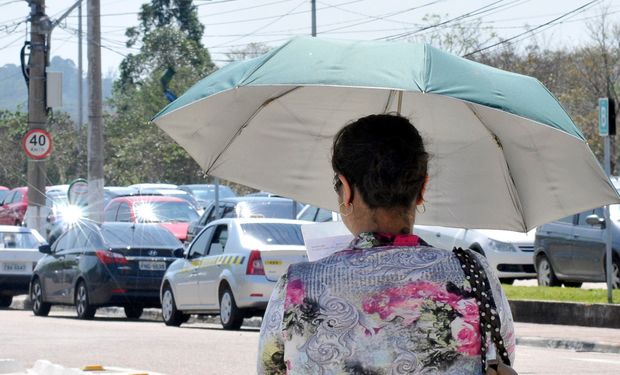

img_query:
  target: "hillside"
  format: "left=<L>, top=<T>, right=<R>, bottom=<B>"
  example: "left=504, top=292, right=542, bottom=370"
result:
left=0, top=56, right=113, bottom=123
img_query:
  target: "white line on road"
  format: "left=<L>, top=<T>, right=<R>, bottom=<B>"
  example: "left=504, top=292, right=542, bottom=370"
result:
left=562, top=357, right=620, bottom=365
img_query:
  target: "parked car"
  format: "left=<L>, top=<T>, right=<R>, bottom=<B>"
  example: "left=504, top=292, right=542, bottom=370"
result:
left=0, top=186, right=9, bottom=204
left=139, top=188, right=200, bottom=210
left=413, top=226, right=536, bottom=283
left=30, top=222, right=184, bottom=319
left=0, top=226, right=46, bottom=307
left=161, top=218, right=309, bottom=329
left=104, top=196, right=199, bottom=242
left=0, top=187, right=28, bottom=226
left=534, top=207, right=620, bottom=288
left=178, top=184, right=237, bottom=207
left=186, top=197, right=304, bottom=243
left=297, top=204, right=338, bottom=222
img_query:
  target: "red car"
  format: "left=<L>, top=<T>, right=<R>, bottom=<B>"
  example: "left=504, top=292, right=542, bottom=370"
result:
left=104, top=196, right=199, bottom=242
left=0, top=187, right=28, bottom=226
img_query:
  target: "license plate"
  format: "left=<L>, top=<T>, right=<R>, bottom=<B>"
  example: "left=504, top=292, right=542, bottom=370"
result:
left=139, top=261, right=166, bottom=271
left=2, top=262, right=28, bottom=273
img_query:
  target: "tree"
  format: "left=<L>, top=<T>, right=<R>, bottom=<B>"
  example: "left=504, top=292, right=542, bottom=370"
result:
left=225, top=42, right=271, bottom=62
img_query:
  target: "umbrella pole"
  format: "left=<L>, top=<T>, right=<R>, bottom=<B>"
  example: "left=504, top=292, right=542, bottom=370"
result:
left=397, top=91, right=403, bottom=115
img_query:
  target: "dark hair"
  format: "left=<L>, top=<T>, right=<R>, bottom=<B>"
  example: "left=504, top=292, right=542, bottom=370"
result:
left=331, top=114, right=428, bottom=210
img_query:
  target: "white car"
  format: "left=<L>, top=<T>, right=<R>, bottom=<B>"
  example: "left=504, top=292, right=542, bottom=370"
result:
left=0, top=226, right=46, bottom=307
left=413, top=225, right=536, bottom=283
left=160, top=218, right=309, bottom=329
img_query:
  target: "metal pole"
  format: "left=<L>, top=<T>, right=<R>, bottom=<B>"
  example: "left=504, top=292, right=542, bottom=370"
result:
left=214, top=177, right=220, bottom=208
left=604, top=135, right=613, bottom=303
left=25, top=0, right=48, bottom=234
left=311, top=0, right=316, bottom=36
left=87, top=0, right=104, bottom=223
left=78, top=1, right=83, bottom=131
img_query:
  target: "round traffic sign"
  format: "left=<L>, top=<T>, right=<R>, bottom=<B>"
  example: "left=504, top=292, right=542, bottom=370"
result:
left=22, top=129, right=53, bottom=160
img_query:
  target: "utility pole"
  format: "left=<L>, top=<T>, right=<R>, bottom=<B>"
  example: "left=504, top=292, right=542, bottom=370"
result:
left=87, top=0, right=104, bottom=223
left=77, top=1, right=83, bottom=174
left=311, top=0, right=316, bottom=36
left=25, top=0, right=49, bottom=234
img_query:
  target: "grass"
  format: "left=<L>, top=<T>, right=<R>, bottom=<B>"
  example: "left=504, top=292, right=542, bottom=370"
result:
left=502, top=285, right=620, bottom=304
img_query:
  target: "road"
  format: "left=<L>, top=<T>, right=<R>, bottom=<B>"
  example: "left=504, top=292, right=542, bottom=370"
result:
left=1, top=308, right=620, bottom=374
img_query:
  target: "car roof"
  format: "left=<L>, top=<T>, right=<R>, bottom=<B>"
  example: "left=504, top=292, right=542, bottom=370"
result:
left=110, top=195, right=186, bottom=203
left=218, top=196, right=295, bottom=203
left=100, top=222, right=173, bottom=231
left=0, top=225, right=37, bottom=233
left=209, top=218, right=312, bottom=226
left=129, top=183, right=178, bottom=189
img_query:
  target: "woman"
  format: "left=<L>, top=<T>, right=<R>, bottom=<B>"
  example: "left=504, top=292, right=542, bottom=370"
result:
left=257, top=114, right=516, bottom=374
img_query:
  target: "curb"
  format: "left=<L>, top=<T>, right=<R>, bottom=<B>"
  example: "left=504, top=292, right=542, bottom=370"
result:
left=516, top=336, right=620, bottom=355
left=509, top=300, right=620, bottom=329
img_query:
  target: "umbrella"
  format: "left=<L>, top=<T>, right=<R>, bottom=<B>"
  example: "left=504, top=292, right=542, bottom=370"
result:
left=152, top=37, right=620, bottom=232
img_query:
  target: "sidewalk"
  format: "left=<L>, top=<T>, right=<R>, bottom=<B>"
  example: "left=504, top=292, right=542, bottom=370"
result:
left=514, top=322, right=620, bottom=354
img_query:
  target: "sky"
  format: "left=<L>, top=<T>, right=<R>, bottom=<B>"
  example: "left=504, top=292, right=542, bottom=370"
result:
left=0, top=0, right=618, bottom=76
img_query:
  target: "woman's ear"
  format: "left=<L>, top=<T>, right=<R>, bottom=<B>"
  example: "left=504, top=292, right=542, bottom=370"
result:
left=339, top=175, right=353, bottom=205
left=416, top=175, right=429, bottom=205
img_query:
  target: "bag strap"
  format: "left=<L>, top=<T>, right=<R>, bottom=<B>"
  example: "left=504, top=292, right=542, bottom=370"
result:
left=452, top=247, right=512, bottom=368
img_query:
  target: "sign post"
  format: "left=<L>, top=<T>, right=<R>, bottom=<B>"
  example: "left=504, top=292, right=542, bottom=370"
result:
left=598, top=98, right=615, bottom=304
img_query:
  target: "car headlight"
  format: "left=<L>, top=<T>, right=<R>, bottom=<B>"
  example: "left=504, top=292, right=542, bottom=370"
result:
left=486, top=239, right=516, bottom=252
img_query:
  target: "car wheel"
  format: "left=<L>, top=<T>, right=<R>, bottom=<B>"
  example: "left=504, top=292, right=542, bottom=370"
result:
left=219, top=286, right=243, bottom=330
left=562, top=282, right=583, bottom=288
left=124, top=305, right=144, bottom=320
left=75, top=281, right=96, bottom=320
left=31, top=279, right=51, bottom=316
left=536, top=256, right=561, bottom=287
left=499, top=278, right=514, bottom=285
left=0, top=295, right=12, bottom=308
left=612, top=259, right=620, bottom=289
left=161, top=285, right=188, bottom=327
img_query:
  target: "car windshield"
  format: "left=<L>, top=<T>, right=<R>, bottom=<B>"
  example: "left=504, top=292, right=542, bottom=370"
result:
left=102, top=226, right=181, bottom=248
left=232, top=201, right=303, bottom=219
left=193, top=187, right=236, bottom=201
left=0, top=231, right=42, bottom=249
left=133, top=201, right=199, bottom=223
left=240, top=223, right=304, bottom=246
left=0, top=190, right=8, bottom=202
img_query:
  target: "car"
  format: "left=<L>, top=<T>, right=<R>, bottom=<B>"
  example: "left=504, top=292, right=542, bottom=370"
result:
left=296, top=205, right=535, bottom=283
left=0, top=187, right=28, bottom=226
left=413, top=226, right=536, bottom=283
left=161, top=218, right=309, bottom=329
left=104, top=195, right=199, bottom=242
left=128, top=183, right=178, bottom=190
left=0, top=226, right=46, bottom=308
left=139, top=188, right=200, bottom=210
left=178, top=184, right=237, bottom=207
left=186, top=197, right=304, bottom=243
left=0, top=186, right=9, bottom=204
left=30, top=222, right=184, bottom=319
left=534, top=207, right=620, bottom=288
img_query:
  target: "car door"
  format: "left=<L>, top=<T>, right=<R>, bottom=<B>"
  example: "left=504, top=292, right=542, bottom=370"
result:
left=198, top=223, right=229, bottom=307
left=0, top=191, right=15, bottom=224
left=57, top=228, right=80, bottom=303
left=41, top=230, right=77, bottom=303
left=536, top=214, right=576, bottom=277
left=173, top=226, right=214, bottom=308
left=62, top=228, right=93, bottom=302
left=570, top=208, right=606, bottom=280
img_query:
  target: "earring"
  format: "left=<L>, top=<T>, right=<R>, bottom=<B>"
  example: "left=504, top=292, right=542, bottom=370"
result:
left=339, top=202, right=354, bottom=217
left=416, top=203, right=426, bottom=214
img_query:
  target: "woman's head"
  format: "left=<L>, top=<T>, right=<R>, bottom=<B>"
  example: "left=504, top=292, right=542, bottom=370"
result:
left=332, top=114, right=428, bottom=234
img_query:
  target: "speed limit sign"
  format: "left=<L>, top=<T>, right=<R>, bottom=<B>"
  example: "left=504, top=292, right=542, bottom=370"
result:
left=22, top=129, right=53, bottom=160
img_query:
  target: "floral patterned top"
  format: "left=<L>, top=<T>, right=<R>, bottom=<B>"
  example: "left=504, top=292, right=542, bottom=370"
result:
left=257, top=232, right=516, bottom=375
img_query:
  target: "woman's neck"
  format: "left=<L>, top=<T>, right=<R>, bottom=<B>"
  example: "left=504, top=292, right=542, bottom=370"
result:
left=349, top=206, right=415, bottom=236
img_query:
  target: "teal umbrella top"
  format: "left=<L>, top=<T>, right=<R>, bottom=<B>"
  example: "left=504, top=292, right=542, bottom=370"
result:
left=153, top=37, right=583, bottom=140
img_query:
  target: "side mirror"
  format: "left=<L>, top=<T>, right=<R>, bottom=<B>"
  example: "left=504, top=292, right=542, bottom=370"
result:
left=173, top=248, right=185, bottom=258
left=585, top=214, right=605, bottom=227
left=39, top=244, right=52, bottom=254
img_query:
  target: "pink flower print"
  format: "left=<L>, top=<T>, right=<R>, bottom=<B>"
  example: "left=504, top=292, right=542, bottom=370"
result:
left=285, top=278, right=305, bottom=308
left=451, top=319, right=481, bottom=356
left=392, top=234, right=420, bottom=247
left=452, top=299, right=479, bottom=324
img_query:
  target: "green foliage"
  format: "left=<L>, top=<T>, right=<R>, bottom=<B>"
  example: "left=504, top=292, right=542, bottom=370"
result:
left=503, top=285, right=620, bottom=304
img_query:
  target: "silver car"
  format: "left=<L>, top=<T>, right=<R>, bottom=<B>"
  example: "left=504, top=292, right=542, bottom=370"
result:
left=160, top=218, right=309, bottom=329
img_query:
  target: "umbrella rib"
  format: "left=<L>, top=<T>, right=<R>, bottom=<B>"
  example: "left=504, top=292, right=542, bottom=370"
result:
left=466, top=103, right=528, bottom=232
left=205, top=86, right=302, bottom=174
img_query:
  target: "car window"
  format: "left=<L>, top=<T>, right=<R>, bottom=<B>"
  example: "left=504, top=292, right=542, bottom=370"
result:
left=0, top=231, right=41, bottom=248
left=102, top=225, right=181, bottom=248
left=199, top=206, right=214, bottom=225
left=11, top=191, right=23, bottom=203
left=316, top=208, right=335, bottom=222
left=221, top=204, right=237, bottom=218
left=1, top=192, right=15, bottom=205
left=54, top=229, right=77, bottom=252
left=298, top=206, right=318, bottom=221
left=241, top=223, right=304, bottom=246
left=188, top=226, right=214, bottom=259
left=208, top=225, right=228, bottom=256
left=556, top=215, right=575, bottom=224
left=117, top=203, right=132, bottom=222
left=104, top=202, right=120, bottom=222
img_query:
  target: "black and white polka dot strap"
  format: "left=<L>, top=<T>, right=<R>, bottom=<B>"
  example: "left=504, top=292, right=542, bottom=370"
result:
left=453, top=247, right=512, bottom=368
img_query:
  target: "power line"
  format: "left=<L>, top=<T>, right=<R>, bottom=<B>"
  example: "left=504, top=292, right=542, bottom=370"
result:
left=463, top=0, right=601, bottom=57
left=318, top=0, right=442, bottom=27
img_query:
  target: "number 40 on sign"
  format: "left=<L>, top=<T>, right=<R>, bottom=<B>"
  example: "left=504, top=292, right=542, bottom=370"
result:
left=21, top=129, right=53, bottom=160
